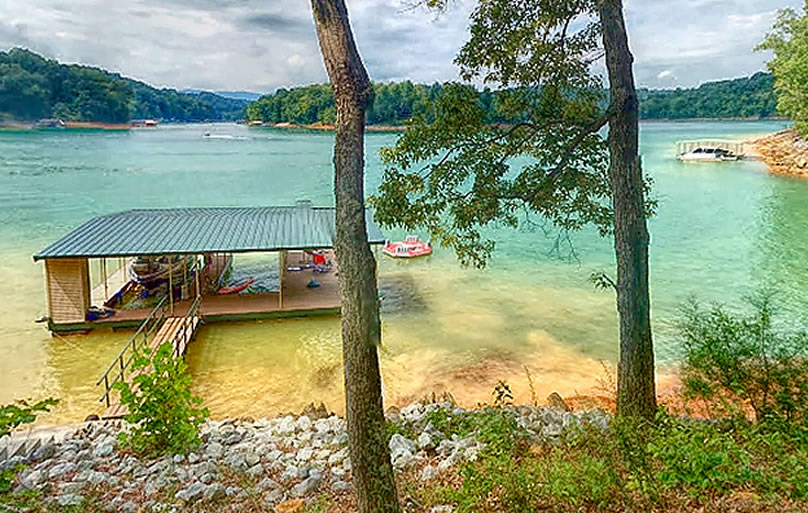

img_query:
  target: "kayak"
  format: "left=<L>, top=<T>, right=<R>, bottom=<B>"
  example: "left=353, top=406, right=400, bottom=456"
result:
left=217, top=277, right=254, bottom=295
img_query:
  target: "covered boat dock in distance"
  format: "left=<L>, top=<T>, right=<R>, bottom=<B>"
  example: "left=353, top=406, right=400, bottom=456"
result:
left=33, top=202, right=385, bottom=333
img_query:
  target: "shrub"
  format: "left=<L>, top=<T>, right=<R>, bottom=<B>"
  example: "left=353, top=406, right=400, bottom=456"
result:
left=677, top=292, right=808, bottom=425
left=116, top=342, right=208, bottom=456
left=0, top=398, right=58, bottom=438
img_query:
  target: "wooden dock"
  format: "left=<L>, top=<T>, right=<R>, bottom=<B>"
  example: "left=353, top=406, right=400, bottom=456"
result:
left=99, top=298, right=202, bottom=419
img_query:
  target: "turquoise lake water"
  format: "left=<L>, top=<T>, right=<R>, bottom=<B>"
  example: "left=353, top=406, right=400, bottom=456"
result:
left=0, top=120, right=804, bottom=422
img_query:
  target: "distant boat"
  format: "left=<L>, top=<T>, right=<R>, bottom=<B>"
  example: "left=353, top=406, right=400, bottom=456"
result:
left=677, top=146, right=740, bottom=162
left=382, top=236, right=432, bottom=259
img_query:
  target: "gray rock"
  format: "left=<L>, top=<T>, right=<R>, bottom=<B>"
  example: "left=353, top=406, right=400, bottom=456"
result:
left=330, top=466, right=346, bottom=479
left=332, top=480, right=351, bottom=492
left=21, top=469, right=47, bottom=489
left=225, top=452, right=248, bottom=471
left=173, top=454, right=185, bottom=464
left=291, top=475, right=321, bottom=497
left=205, top=442, right=224, bottom=458
left=264, top=488, right=284, bottom=505
left=247, top=463, right=264, bottom=479
left=58, top=481, right=85, bottom=494
left=431, top=506, right=454, bottom=513
left=92, top=443, right=114, bottom=458
left=258, top=477, right=279, bottom=491
left=417, top=432, right=434, bottom=450
left=31, top=443, right=56, bottom=462
left=222, top=431, right=243, bottom=446
left=280, top=465, right=298, bottom=483
left=327, top=447, right=348, bottom=465
left=76, top=449, right=92, bottom=461
left=244, top=451, right=260, bottom=467
left=48, top=462, right=77, bottom=479
left=88, top=470, right=111, bottom=485
left=225, top=485, right=242, bottom=497
left=420, top=465, right=438, bottom=481
left=334, top=432, right=348, bottom=445
left=188, top=452, right=200, bottom=464
left=76, top=460, right=93, bottom=472
left=200, top=472, right=215, bottom=484
left=296, top=415, right=312, bottom=432
left=175, top=481, right=205, bottom=503
left=203, top=482, right=226, bottom=501
left=56, top=493, right=84, bottom=507
left=277, top=416, right=296, bottom=435
left=121, top=501, right=138, bottom=513
left=295, top=447, right=313, bottom=462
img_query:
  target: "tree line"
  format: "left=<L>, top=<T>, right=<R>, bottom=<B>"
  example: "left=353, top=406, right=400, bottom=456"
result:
left=0, top=48, right=247, bottom=123
left=247, top=73, right=778, bottom=126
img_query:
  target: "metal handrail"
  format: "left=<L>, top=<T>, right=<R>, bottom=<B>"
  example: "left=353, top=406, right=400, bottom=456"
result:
left=96, top=258, right=204, bottom=407
left=172, top=294, right=203, bottom=359
left=96, top=296, right=168, bottom=406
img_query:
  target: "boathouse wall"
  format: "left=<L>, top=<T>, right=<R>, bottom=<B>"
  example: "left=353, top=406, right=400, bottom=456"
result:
left=45, top=258, right=90, bottom=324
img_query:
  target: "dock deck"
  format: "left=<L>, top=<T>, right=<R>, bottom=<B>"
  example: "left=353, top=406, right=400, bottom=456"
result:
left=54, top=251, right=342, bottom=333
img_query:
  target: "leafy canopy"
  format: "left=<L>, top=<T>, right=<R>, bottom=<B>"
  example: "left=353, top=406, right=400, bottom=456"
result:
left=758, top=2, right=808, bottom=135
left=370, top=0, right=629, bottom=267
left=116, top=342, right=208, bottom=456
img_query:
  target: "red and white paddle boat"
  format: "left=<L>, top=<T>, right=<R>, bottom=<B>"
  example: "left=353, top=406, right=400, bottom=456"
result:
left=382, top=235, right=433, bottom=259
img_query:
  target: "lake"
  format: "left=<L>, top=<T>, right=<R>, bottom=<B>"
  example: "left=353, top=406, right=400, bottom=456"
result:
left=1, top=120, right=804, bottom=423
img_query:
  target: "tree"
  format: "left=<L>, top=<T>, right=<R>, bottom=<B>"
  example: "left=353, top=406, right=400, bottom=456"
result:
left=372, top=0, right=657, bottom=418
left=758, top=2, right=808, bottom=135
left=310, top=1, right=402, bottom=512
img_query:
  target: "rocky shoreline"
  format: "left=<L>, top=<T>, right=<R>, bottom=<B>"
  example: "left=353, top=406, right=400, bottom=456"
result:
left=2, top=401, right=608, bottom=512
left=750, top=129, right=808, bottom=177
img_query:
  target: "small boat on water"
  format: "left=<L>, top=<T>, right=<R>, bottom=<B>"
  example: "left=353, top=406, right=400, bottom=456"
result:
left=677, top=146, right=740, bottom=162
left=382, top=236, right=432, bottom=259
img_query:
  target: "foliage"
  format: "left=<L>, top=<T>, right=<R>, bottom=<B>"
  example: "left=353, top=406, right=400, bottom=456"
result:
left=413, top=407, right=808, bottom=513
left=0, top=398, right=58, bottom=438
left=0, top=48, right=247, bottom=122
left=115, top=342, right=208, bottom=456
left=676, top=292, right=808, bottom=425
left=246, top=75, right=778, bottom=127
left=370, top=0, right=618, bottom=267
left=639, top=72, right=777, bottom=120
left=758, top=2, right=808, bottom=135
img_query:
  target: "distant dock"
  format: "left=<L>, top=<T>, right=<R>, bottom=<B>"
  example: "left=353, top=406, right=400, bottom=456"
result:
left=675, top=139, right=762, bottom=161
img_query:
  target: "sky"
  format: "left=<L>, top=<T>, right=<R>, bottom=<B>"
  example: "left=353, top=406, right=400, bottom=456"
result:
left=0, top=0, right=799, bottom=94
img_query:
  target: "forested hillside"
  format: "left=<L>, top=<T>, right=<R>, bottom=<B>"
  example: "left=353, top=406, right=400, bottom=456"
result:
left=247, top=73, right=779, bottom=126
left=0, top=48, right=247, bottom=123
left=639, top=72, right=777, bottom=119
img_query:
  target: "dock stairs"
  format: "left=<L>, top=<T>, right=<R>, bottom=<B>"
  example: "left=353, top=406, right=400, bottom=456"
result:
left=96, top=295, right=203, bottom=419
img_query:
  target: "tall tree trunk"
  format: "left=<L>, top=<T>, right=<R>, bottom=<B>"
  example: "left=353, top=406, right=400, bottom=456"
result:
left=599, top=0, right=657, bottom=419
left=310, top=1, right=401, bottom=512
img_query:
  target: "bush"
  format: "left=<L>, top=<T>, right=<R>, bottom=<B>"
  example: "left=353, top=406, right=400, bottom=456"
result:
left=677, top=292, right=808, bottom=425
left=116, top=342, right=208, bottom=456
left=0, top=398, right=58, bottom=438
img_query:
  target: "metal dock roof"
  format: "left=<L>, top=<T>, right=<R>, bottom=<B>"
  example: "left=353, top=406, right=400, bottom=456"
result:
left=34, top=205, right=385, bottom=261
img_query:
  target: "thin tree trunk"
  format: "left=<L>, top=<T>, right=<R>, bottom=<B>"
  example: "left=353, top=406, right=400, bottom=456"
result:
left=599, top=0, right=657, bottom=419
left=310, top=1, right=401, bottom=511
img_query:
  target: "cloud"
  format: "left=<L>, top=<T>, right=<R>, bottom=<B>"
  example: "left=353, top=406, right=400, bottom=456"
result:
left=0, top=0, right=795, bottom=92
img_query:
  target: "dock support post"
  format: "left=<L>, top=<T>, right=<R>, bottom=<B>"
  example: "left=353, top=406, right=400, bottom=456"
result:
left=168, top=255, right=174, bottom=315
left=195, top=255, right=201, bottom=299
left=279, top=250, right=285, bottom=309
left=101, top=258, right=108, bottom=301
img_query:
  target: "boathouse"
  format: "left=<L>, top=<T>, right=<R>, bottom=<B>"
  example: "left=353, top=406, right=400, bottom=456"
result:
left=34, top=202, right=385, bottom=333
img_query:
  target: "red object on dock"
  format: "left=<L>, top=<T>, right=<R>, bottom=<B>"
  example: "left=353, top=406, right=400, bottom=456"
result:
left=382, top=236, right=432, bottom=259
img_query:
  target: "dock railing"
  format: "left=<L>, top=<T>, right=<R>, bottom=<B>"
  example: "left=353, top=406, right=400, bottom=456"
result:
left=97, top=296, right=168, bottom=407
left=171, top=294, right=203, bottom=359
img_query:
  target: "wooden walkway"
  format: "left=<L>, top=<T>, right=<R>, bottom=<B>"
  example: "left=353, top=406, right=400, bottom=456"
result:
left=100, top=302, right=201, bottom=419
